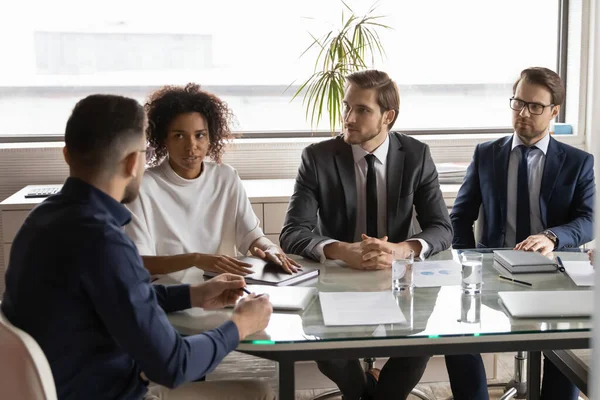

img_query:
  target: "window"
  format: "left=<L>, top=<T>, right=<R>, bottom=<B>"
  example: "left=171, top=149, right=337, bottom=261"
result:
left=0, top=0, right=578, bottom=140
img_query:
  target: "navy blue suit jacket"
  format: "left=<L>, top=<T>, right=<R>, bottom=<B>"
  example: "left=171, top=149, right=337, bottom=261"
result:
left=451, top=135, right=595, bottom=249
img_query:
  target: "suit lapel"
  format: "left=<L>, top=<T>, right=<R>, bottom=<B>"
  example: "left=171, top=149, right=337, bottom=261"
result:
left=494, top=136, right=512, bottom=230
left=334, top=142, right=357, bottom=240
left=539, top=137, right=565, bottom=227
left=386, top=133, right=404, bottom=232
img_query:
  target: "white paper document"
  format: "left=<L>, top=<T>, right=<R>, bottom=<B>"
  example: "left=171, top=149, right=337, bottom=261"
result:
left=319, top=292, right=406, bottom=326
left=413, top=261, right=462, bottom=288
left=563, top=261, right=595, bottom=286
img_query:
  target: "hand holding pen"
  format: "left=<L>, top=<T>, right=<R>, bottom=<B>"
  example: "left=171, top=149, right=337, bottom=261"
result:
left=242, top=287, right=264, bottom=298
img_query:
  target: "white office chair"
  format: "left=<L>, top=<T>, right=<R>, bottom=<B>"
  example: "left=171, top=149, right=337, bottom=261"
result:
left=0, top=305, right=57, bottom=400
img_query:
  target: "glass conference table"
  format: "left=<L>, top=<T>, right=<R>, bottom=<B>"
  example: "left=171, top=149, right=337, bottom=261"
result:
left=166, top=249, right=592, bottom=400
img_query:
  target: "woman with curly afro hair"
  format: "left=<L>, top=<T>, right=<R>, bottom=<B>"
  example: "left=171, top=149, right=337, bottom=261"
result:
left=125, top=83, right=299, bottom=282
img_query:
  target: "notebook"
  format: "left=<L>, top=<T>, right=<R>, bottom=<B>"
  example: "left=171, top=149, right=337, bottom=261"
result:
left=231, top=285, right=317, bottom=311
left=204, top=256, right=320, bottom=286
left=493, top=250, right=558, bottom=273
left=498, top=291, right=593, bottom=318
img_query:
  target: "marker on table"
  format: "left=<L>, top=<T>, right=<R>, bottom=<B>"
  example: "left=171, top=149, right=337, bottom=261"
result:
left=498, top=275, right=533, bottom=287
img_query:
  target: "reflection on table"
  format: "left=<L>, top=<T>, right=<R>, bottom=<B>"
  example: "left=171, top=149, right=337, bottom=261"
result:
left=165, top=249, right=592, bottom=344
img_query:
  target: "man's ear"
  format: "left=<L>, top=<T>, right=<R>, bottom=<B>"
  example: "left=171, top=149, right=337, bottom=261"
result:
left=123, top=151, right=140, bottom=179
left=551, top=105, right=561, bottom=119
left=383, top=110, right=396, bottom=127
left=62, top=146, right=71, bottom=166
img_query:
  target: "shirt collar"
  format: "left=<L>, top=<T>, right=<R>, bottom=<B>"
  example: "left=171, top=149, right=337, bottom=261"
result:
left=161, top=157, right=205, bottom=186
left=511, top=132, right=550, bottom=155
left=351, top=133, right=390, bottom=165
left=60, top=177, right=132, bottom=226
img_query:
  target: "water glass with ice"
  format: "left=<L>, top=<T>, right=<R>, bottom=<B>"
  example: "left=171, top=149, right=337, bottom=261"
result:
left=460, top=251, right=483, bottom=295
left=392, top=249, right=415, bottom=293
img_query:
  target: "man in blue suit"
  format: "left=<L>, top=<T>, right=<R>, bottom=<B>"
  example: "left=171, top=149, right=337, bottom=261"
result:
left=451, top=67, right=594, bottom=399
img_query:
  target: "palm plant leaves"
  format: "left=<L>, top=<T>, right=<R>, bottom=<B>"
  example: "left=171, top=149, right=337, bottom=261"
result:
left=292, top=2, right=390, bottom=133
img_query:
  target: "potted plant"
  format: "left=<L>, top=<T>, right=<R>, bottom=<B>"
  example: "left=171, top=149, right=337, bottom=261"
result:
left=292, top=2, right=391, bottom=133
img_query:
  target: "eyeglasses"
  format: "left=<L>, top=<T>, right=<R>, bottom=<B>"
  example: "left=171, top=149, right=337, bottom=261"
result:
left=509, top=97, right=554, bottom=115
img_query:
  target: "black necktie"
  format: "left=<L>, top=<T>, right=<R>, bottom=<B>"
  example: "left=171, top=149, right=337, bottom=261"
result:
left=515, top=145, right=532, bottom=243
left=365, top=154, right=378, bottom=238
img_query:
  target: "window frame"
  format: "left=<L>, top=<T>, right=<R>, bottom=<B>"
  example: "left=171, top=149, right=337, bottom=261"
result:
left=0, top=0, right=577, bottom=144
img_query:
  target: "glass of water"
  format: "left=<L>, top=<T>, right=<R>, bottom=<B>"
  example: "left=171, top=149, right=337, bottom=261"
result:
left=460, top=292, right=481, bottom=324
left=460, top=251, right=483, bottom=295
left=392, top=249, right=415, bottom=293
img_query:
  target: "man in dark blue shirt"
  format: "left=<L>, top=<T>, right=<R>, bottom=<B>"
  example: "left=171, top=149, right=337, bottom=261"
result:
left=1, top=94, right=274, bottom=400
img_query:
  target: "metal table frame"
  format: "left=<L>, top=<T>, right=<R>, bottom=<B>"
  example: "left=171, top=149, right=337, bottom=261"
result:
left=543, top=349, right=590, bottom=397
left=238, top=331, right=589, bottom=400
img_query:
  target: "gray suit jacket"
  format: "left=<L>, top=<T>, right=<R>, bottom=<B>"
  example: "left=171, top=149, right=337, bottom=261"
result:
left=280, top=132, right=453, bottom=261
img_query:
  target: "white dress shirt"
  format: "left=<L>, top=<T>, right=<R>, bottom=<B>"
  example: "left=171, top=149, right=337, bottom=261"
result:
left=504, top=133, right=549, bottom=247
left=314, top=134, right=430, bottom=262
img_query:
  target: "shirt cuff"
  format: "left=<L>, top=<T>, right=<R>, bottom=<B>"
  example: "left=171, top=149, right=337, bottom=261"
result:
left=313, top=239, right=339, bottom=263
left=238, top=227, right=266, bottom=255
left=164, top=284, right=192, bottom=312
left=215, top=320, right=241, bottom=349
left=406, top=238, right=430, bottom=260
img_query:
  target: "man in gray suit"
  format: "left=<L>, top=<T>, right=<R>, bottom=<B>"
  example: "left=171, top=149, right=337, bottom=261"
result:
left=280, top=70, right=489, bottom=400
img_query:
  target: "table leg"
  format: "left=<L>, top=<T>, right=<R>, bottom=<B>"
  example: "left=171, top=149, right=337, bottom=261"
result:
left=278, top=360, right=295, bottom=400
left=527, top=351, right=541, bottom=400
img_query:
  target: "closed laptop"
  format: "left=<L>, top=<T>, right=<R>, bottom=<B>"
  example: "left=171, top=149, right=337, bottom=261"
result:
left=204, top=256, right=320, bottom=286
left=499, top=290, right=593, bottom=318
left=493, top=250, right=558, bottom=274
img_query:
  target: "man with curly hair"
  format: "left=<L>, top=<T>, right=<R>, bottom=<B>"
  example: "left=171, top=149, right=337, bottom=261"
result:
left=125, top=83, right=300, bottom=282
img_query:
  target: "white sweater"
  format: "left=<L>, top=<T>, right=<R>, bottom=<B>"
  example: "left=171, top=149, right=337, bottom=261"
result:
left=125, top=159, right=265, bottom=281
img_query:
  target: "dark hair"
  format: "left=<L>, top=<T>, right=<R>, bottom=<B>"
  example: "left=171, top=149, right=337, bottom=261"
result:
left=513, top=67, right=565, bottom=106
left=345, top=69, right=400, bottom=129
left=65, top=94, right=145, bottom=174
left=144, top=83, right=235, bottom=166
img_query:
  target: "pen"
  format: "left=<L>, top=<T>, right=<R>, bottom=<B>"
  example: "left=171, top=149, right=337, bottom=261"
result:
left=242, top=287, right=264, bottom=297
left=498, top=275, right=533, bottom=287
left=556, top=256, right=566, bottom=272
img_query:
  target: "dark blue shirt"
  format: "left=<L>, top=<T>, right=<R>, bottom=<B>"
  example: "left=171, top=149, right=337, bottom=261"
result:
left=1, top=178, right=240, bottom=400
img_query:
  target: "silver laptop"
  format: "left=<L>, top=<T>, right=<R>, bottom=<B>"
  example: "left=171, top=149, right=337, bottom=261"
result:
left=498, top=291, right=593, bottom=318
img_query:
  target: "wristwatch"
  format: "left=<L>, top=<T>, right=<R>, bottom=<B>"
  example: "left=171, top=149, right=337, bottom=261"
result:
left=542, top=230, right=558, bottom=249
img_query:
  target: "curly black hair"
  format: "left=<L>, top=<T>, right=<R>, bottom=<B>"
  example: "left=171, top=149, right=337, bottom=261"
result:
left=144, top=83, right=235, bottom=166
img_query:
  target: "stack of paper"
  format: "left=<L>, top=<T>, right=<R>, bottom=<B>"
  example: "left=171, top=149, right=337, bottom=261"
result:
left=436, top=163, right=469, bottom=184
left=413, top=260, right=462, bottom=287
left=562, top=261, right=595, bottom=286
left=319, top=292, right=406, bottom=326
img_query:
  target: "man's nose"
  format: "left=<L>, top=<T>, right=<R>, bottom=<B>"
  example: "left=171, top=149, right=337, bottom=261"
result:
left=519, top=106, right=531, bottom=118
left=344, top=110, right=355, bottom=123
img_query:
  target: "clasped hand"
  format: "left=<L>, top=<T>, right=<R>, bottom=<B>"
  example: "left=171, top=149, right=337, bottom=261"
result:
left=343, top=234, right=414, bottom=270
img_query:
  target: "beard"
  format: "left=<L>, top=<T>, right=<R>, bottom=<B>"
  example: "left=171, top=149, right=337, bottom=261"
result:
left=121, top=179, right=141, bottom=204
left=514, top=118, right=547, bottom=140
left=343, top=119, right=386, bottom=145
